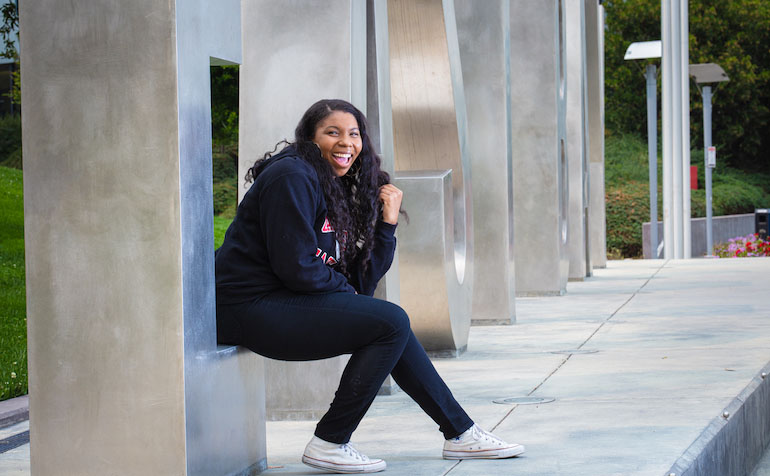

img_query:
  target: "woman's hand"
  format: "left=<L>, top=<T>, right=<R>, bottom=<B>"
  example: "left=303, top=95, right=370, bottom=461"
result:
left=379, top=184, right=403, bottom=225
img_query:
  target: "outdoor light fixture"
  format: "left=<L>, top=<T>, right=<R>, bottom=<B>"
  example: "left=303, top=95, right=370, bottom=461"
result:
left=625, top=40, right=662, bottom=258
left=689, top=63, right=729, bottom=256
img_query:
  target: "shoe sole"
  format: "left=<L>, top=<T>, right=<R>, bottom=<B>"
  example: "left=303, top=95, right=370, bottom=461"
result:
left=443, top=444, right=526, bottom=460
left=302, top=455, right=387, bottom=473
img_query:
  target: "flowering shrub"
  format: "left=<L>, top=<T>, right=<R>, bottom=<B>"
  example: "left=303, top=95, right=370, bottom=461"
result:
left=714, top=234, right=770, bottom=258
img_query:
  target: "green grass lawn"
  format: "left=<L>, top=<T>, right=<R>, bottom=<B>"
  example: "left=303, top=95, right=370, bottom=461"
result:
left=213, top=215, right=233, bottom=249
left=0, top=165, right=27, bottom=401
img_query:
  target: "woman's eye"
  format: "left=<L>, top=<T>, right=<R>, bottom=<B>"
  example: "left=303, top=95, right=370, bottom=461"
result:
left=351, top=132, right=360, bottom=137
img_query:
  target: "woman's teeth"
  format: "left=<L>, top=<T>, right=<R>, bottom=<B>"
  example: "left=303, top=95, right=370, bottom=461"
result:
left=333, top=153, right=351, bottom=165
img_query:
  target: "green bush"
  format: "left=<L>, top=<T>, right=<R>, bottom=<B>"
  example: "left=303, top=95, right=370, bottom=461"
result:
left=606, top=180, right=652, bottom=258
left=212, top=151, right=238, bottom=218
left=605, top=131, right=658, bottom=185
left=604, top=133, right=770, bottom=258
left=0, top=114, right=22, bottom=169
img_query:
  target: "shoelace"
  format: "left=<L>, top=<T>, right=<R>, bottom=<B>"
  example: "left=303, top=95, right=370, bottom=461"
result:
left=470, top=426, right=505, bottom=446
left=341, top=442, right=369, bottom=461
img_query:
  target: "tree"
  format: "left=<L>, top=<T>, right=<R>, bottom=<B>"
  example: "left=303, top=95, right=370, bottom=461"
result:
left=0, top=1, right=17, bottom=60
left=1, top=1, right=19, bottom=109
left=604, top=0, right=770, bottom=173
left=210, top=65, right=239, bottom=152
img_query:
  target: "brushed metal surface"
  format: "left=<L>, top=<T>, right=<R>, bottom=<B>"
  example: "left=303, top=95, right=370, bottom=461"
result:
left=21, top=1, right=265, bottom=474
left=367, top=0, right=401, bottom=308
left=565, top=0, right=591, bottom=280
left=177, top=1, right=266, bottom=474
left=394, top=171, right=470, bottom=352
left=239, top=0, right=367, bottom=420
left=21, top=2, right=186, bottom=474
left=585, top=0, right=607, bottom=268
left=510, top=0, right=570, bottom=296
left=454, top=0, right=516, bottom=325
left=387, top=0, right=473, bottom=352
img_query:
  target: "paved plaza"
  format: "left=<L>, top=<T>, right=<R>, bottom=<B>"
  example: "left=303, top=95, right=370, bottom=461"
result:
left=2, top=258, right=769, bottom=475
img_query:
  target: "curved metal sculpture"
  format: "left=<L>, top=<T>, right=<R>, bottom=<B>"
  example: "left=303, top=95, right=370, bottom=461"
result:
left=388, top=0, right=473, bottom=354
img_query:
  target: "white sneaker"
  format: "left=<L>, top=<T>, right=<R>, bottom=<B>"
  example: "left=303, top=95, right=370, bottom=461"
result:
left=302, top=436, right=387, bottom=473
left=443, top=424, right=525, bottom=460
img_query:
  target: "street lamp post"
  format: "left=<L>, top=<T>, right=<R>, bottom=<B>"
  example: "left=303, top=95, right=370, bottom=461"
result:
left=689, top=63, right=729, bottom=256
left=625, top=40, right=662, bottom=258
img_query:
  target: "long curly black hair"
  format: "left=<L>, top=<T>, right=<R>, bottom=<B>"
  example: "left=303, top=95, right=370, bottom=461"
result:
left=245, top=99, right=391, bottom=279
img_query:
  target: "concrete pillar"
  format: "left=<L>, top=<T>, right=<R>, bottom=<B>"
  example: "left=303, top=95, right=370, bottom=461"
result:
left=455, top=0, right=516, bottom=324
left=239, top=0, right=365, bottom=419
left=388, top=0, right=473, bottom=354
left=21, top=1, right=265, bottom=475
left=566, top=0, right=592, bottom=280
left=585, top=0, right=607, bottom=268
left=510, top=0, right=570, bottom=295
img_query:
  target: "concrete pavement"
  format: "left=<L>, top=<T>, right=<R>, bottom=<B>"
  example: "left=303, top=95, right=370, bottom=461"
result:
left=2, top=258, right=769, bottom=475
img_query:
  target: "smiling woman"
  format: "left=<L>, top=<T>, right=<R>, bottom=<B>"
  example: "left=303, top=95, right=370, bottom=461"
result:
left=214, top=99, right=523, bottom=473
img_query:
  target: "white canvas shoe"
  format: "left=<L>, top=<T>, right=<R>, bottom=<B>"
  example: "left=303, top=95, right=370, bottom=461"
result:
left=443, top=424, right=525, bottom=460
left=302, top=436, right=387, bottom=474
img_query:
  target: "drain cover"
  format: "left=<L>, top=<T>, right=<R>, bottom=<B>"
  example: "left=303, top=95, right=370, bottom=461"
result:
left=550, top=349, right=599, bottom=355
left=492, top=396, right=555, bottom=405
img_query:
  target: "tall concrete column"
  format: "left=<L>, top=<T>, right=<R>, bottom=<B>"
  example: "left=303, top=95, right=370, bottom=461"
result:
left=585, top=0, right=607, bottom=268
left=21, top=1, right=265, bottom=475
left=566, top=0, right=592, bottom=280
left=510, top=0, right=570, bottom=295
left=455, top=0, right=516, bottom=324
left=239, top=0, right=366, bottom=419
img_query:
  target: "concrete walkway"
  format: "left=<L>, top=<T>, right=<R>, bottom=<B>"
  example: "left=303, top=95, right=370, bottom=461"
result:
left=2, top=258, right=769, bottom=475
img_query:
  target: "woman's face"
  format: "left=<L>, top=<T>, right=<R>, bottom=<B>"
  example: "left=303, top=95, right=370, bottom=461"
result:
left=313, top=111, right=362, bottom=177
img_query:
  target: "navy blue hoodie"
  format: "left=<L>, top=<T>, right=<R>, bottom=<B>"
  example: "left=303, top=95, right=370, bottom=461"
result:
left=215, top=147, right=397, bottom=303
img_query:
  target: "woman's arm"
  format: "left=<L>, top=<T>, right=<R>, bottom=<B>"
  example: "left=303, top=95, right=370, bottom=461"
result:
left=349, top=221, right=397, bottom=296
left=349, top=184, right=403, bottom=295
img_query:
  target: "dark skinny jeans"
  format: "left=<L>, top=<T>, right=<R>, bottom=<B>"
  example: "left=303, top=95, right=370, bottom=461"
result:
left=216, top=289, right=473, bottom=444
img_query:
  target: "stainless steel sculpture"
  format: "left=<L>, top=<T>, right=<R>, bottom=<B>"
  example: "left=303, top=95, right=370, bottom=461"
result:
left=585, top=0, right=607, bottom=268
left=367, top=0, right=401, bottom=308
left=510, top=0, right=570, bottom=295
left=388, top=0, right=473, bottom=353
left=239, top=0, right=366, bottom=419
left=566, top=0, right=592, bottom=280
left=21, top=0, right=265, bottom=474
left=454, top=0, right=516, bottom=325
left=367, top=0, right=403, bottom=394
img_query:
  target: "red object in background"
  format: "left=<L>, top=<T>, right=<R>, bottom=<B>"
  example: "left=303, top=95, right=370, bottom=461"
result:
left=690, top=165, right=698, bottom=190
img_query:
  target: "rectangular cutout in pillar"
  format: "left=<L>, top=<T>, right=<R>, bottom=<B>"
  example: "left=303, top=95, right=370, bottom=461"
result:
left=210, top=63, right=239, bottom=249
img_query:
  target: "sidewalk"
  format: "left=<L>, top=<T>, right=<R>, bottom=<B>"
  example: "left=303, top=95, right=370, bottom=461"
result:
left=2, top=258, right=769, bottom=475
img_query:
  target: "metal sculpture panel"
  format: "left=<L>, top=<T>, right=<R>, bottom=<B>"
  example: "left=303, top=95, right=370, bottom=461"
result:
left=388, top=0, right=473, bottom=352
left=455, top=0, right=516, bottom=324
left=510, top=0, right=570, bottom=295
left=21, top=0, right=265, bottom=474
